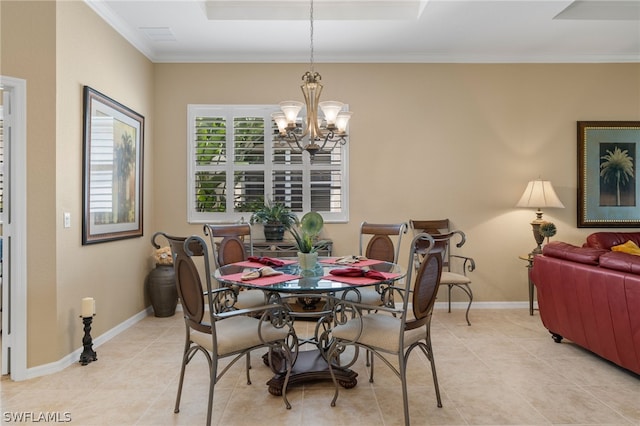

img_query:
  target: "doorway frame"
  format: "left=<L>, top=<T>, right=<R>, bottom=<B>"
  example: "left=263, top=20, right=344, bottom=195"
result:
left=1, top=75, right=28, bottom=380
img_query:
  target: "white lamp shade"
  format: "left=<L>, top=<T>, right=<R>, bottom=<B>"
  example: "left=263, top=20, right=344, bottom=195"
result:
left=516, top=180, right=565, bottom=209
left=279, top=101, right=303, bottom=124
left=335, top=111, right=352, bottom=132
left=271, top=112, right=288, bottom=133
left=318, top=101, right=344, bottom=125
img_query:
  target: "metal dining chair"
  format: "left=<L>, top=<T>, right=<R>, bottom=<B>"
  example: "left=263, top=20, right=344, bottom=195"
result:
left=203, top=223, right=267, bottom=309
left=163, top=233, right=295, bottom=425
left=347, top=222, right=408, bottom=368
left=352, top=221, right=407, bottom=305
left=360, top=222, right=407, bottom=264
left=410, top=219, right=476, bottom=325
left=204, top=223, right=253, bottom=268
left=327, top=232, right=443, bottom=426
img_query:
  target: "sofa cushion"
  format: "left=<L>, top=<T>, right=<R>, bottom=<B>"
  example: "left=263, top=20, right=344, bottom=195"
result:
left=541, top=241, right=607, bottom=265
left=598, top=251, right=640, bottom=274
left=585, top=232, right=640, bottom=250
left=611, top=240, right=640, bottom=255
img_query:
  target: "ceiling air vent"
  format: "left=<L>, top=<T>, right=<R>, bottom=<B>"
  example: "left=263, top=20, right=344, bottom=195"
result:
left=139, top=27, right=177, bottom=42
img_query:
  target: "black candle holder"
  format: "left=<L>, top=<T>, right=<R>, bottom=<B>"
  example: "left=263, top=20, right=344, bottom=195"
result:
left=79, top=315, right=97, bottom=366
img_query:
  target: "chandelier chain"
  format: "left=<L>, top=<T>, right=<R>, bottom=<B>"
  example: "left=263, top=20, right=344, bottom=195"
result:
left=309, top=0, right=314, bottom=73
left=273, top=0, right=351, bottom=158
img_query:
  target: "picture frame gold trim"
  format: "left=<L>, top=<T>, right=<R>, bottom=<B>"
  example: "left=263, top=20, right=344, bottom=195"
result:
left=82, top=86, right=144, bottom=244
left=578, top=121, right=640, bottom=228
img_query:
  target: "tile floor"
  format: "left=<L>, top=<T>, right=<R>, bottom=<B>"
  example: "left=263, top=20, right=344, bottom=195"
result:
left=1, top=308, right=639, bottom=425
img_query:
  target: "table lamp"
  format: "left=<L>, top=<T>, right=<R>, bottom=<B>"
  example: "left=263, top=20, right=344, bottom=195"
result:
left=516, top=179, right=564, bottom=255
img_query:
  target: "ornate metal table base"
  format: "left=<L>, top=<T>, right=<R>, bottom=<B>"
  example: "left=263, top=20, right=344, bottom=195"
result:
left=296, top=296, right=322, bottom=310
left=263, top=349, right=358, bottom=396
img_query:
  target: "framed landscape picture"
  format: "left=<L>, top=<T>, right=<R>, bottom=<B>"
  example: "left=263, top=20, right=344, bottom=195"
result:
left=578, top=121, right=640, bottom=227
left=82, top=86, right=144, bottom=244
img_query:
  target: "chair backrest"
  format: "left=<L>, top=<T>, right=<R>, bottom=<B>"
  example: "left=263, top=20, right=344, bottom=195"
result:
left=161, top=233, right=211, bottom=332
left=409, top=219, right=450, bottom=235
left=359, top=222, right=407, bottom=264
left=203, top=223, right=253, bottom=268
left=403, top=233, right=443, bottom=329
left=410, top=219, right=466, bottom=271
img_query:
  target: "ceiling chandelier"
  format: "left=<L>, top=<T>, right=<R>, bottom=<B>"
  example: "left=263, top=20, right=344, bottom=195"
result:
left=271, top=0, right=352, bottom=158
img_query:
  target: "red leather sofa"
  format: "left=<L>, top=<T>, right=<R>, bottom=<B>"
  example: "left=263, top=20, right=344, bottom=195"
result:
left=530, top=232, right=640, bottom=375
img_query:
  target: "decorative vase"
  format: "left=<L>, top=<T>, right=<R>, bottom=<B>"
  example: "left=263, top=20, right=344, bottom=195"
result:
left=297, top=251, right=318, bottom=271
left=263, top=223, right=285, bottom=241
left=147, top=264, right=178, bottom=317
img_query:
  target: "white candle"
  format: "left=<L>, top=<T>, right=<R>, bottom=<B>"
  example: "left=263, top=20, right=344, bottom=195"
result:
left=81, top=297, right=95, bottom=317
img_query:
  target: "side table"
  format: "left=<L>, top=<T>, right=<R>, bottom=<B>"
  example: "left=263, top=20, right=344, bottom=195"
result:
left=518, top=254, right=535, bottom=315
left=250, top=239, right=333, bottom=258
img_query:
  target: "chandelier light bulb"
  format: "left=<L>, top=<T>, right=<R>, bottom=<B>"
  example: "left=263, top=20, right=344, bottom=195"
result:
left=279, top=101, right=303, bottom=124
left=335, top=111, right=352, bottom=133
left=318, top=101, right=344, bottom=125
left=271, top=112, right=288, bottom=133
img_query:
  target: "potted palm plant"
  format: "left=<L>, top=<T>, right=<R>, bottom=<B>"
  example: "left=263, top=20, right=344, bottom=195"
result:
left=289, top=211, right=330, bottom=270
left=250, top=199, right=298, bottom=241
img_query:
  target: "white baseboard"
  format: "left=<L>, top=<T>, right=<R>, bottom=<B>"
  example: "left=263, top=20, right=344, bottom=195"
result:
left=21, top=306, right=153, bottom=381
left=435, top=301, right=537, bottom=310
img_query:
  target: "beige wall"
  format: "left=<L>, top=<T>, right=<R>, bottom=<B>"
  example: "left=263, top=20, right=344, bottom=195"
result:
left=55, top=2, right=155, bottom=360
left=2, top=1, right=154, bottom=367
left=2, top=0, right=640, bottom=370
left=154, top=63, right=640, bottom=303
left=1, top=0, right=59, bottom=367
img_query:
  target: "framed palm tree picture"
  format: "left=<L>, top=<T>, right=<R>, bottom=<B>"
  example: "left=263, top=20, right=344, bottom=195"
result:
left=82, top=86, right=144, bottom=244
left=578, top=121, right=640, bottom=227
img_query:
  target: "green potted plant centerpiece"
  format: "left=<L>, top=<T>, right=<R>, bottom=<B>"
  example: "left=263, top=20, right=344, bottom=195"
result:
left=250, top=199, right=298, bottom=241
left=289, top=211, right=330, bottom=270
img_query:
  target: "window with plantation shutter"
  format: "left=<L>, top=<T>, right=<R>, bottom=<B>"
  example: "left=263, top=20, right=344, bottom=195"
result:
left=188, top=105, right=349, bottom=223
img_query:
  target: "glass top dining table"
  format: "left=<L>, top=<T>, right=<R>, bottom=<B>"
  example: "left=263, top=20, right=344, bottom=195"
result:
left=214, top=256, right=406, bottom=395
left=214, top=257, right=405, bottom=294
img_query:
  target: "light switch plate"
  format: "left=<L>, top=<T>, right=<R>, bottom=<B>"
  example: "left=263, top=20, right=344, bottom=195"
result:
left=64, top=212, right=71, bottom=228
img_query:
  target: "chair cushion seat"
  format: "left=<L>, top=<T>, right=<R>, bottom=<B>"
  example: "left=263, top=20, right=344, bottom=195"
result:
left=191, top=315, right=289, bottom=356
left=441, top=271, right=471, bottom=285
left=235, top=289, right=267, bottom=309
left=331, top=313, right=425, bottom=353
left=339, top=287, right=383, bottom=305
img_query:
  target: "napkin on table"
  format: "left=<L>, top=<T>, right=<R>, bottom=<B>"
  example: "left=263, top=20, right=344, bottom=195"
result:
left=329, top=267, right=386, bottom=280
left=247, top=256, right=286, bottom=267
left=335, top=255, right=368, bottom=265
left=241, top=266, right=284, bottom=281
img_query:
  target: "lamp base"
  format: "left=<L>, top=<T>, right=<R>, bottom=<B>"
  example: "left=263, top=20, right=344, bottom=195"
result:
left=529, top=210, right=545, bottom=255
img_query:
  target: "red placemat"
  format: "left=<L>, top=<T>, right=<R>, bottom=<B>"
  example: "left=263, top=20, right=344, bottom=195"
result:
left=319, top=258, right=383, bottom=267
left=322, top=272, right=400, bottom=285
left=231, top=259, right=297, bottom=268
left=219, top=273, right=301, bottom=286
